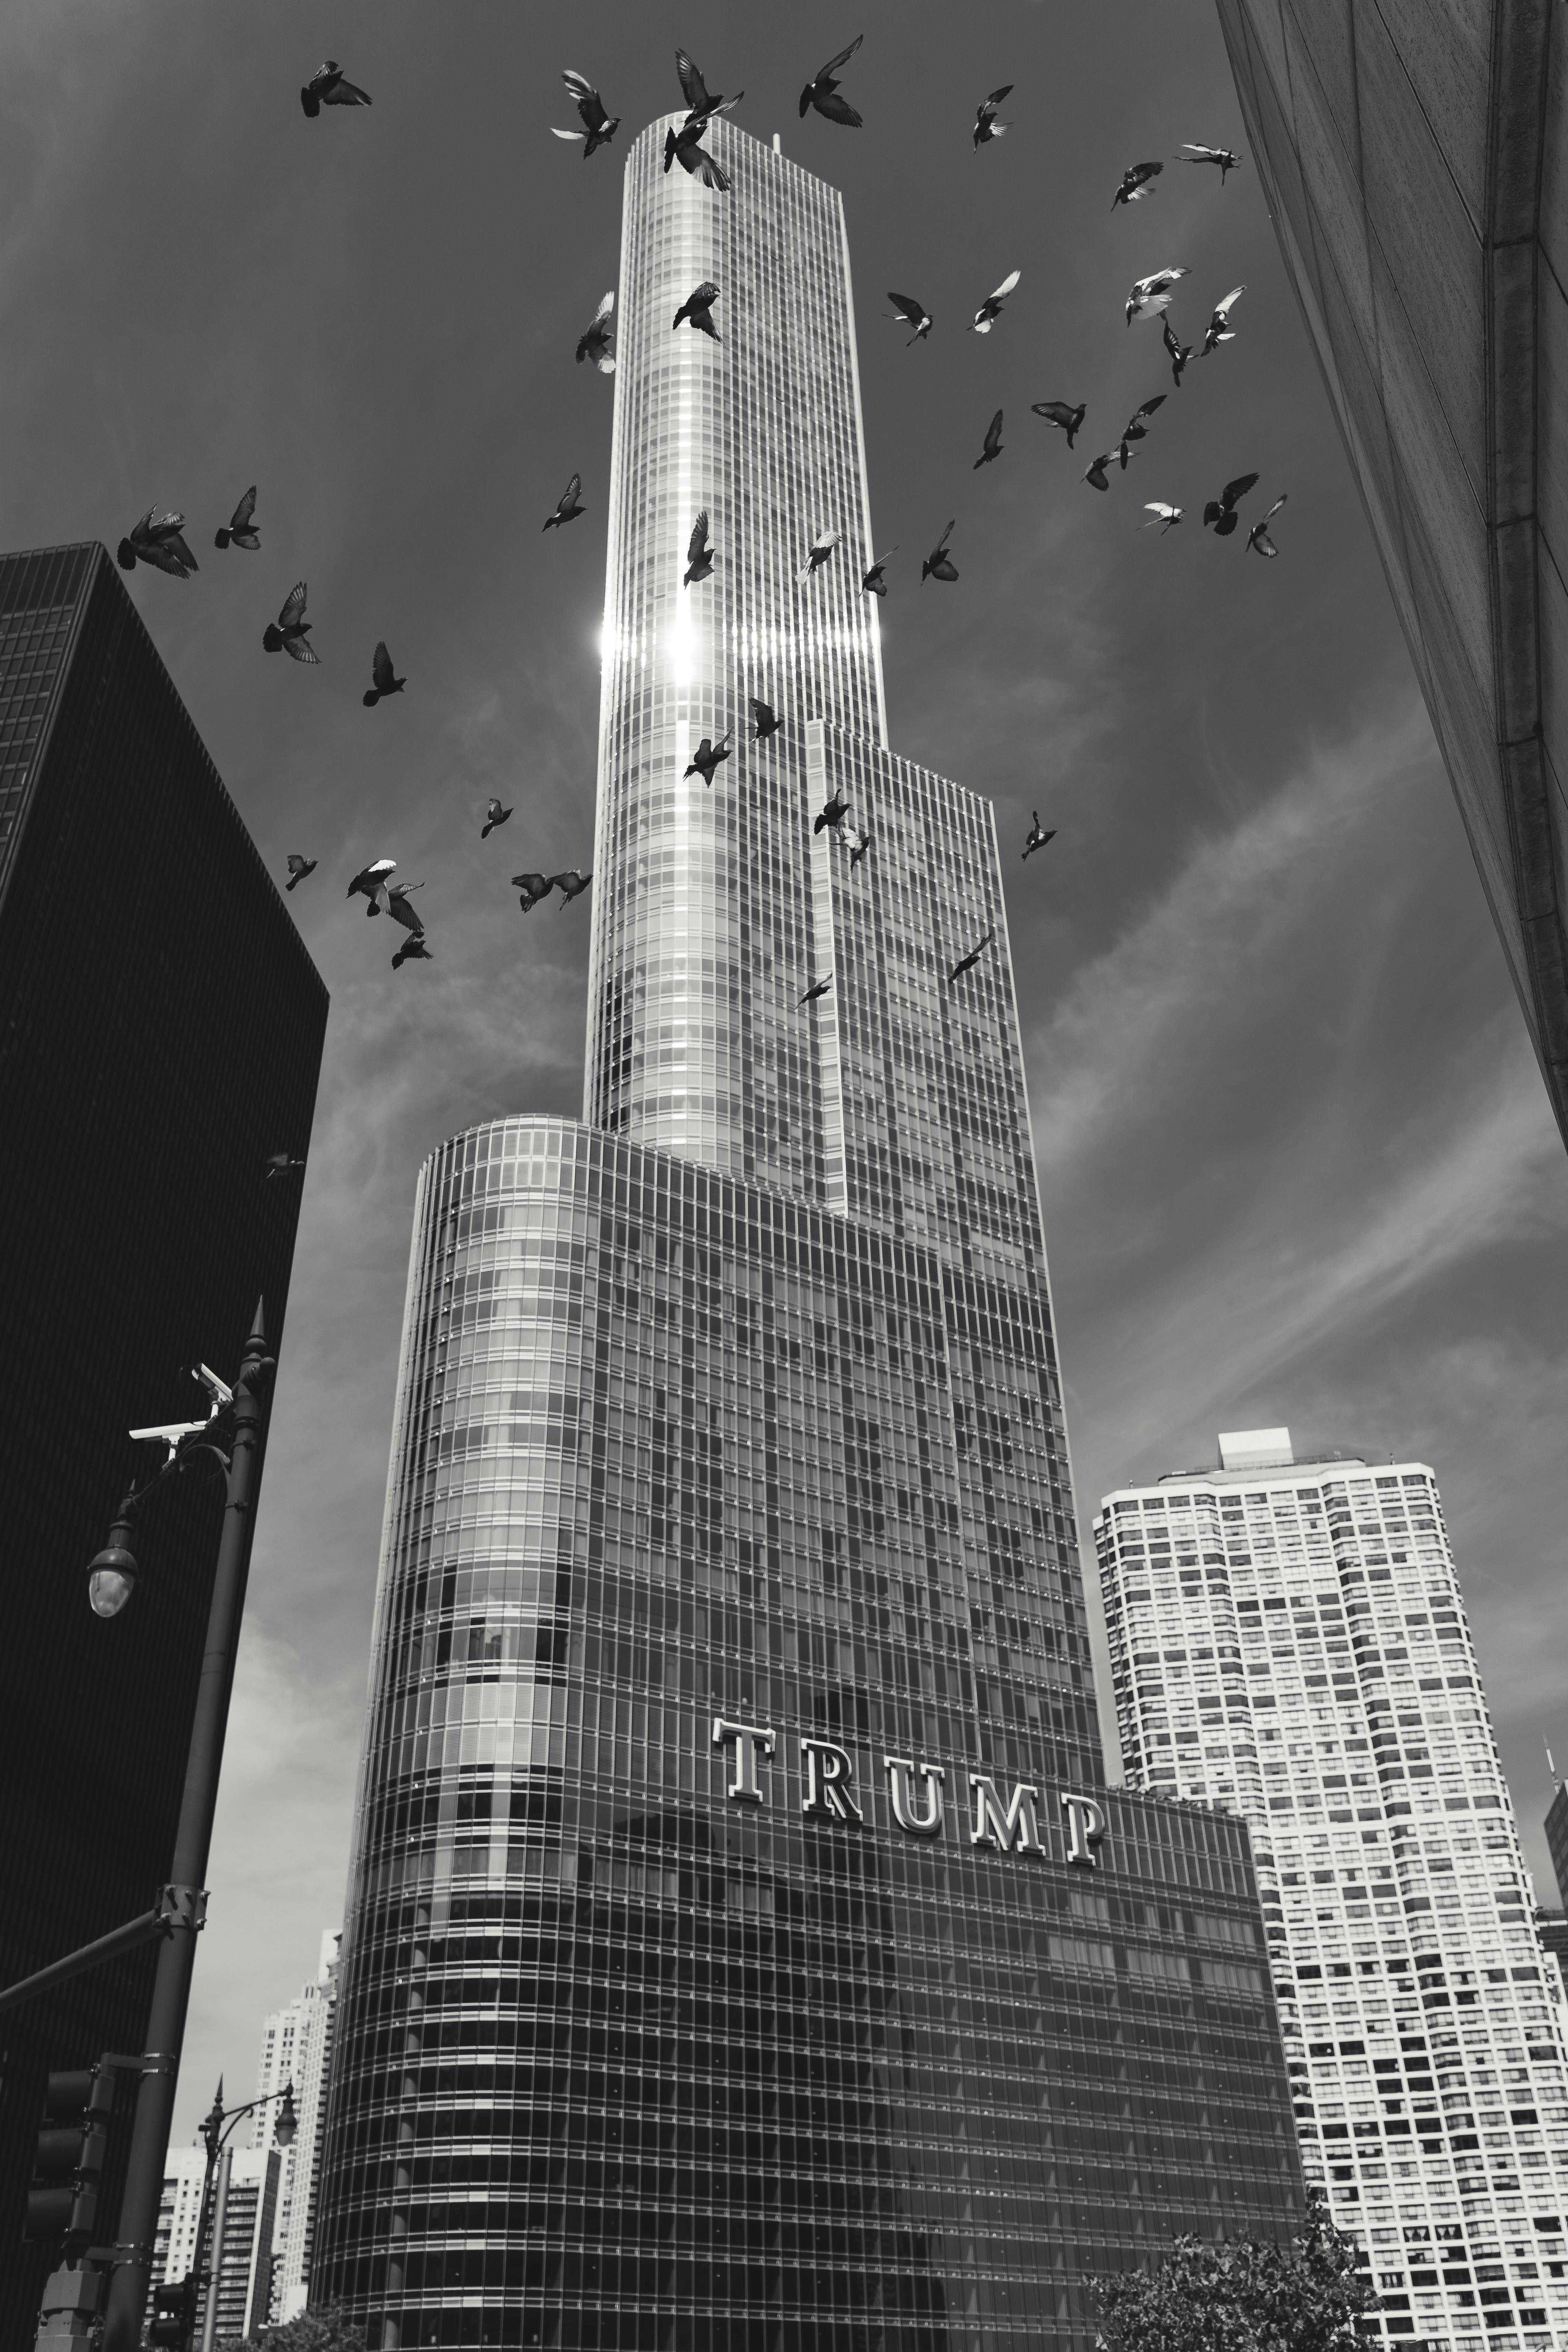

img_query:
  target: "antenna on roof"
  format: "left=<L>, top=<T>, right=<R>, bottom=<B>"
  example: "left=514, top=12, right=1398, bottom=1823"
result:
left=1548, top=1739, right=1560, bottom=1789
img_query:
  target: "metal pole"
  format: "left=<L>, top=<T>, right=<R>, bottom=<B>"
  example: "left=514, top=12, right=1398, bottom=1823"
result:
left=198, top=2148, right=230, bottom=2352
left=100, top=1304, right=275, bottom=2352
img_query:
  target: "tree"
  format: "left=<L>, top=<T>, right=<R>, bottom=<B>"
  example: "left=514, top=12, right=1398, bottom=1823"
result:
left=1094, top=2191, right=1379, bottom=2352
left=218, top=2311, right=367, bottom=2352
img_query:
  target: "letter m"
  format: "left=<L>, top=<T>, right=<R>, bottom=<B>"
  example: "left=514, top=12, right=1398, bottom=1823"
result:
left=968, top=1773, right=1041, bottom=1853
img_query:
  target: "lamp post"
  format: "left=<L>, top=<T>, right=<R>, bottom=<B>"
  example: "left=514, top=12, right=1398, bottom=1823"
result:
left=187, top=2079, right=296, bottom=2352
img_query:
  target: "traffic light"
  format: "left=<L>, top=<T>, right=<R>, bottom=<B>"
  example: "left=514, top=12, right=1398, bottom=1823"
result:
left=24, top=2066, right=114, bottom=2253
left=147, top=2275, right=199, bottom=2350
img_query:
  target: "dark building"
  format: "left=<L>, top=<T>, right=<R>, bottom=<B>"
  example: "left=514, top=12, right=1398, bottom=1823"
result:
left=1213, top=0, right=1568, bottom=1143
left=0, top=542, right=327, bottom=2338
left=1547, top=1782, right=1568, bottom=1911
left=313, top=123, right=1303, bottom=2352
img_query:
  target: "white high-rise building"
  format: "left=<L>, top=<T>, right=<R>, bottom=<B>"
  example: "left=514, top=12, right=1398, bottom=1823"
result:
left=252, top=1928, right=341, bottom=2320
left=1095, top=1428, right=1568, bottom=2352
left=151, top=2143, right=281, bottom=2341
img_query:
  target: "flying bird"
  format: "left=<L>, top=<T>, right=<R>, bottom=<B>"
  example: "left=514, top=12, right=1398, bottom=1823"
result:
left=675, top=48, right=742, bottom=124
left=1118, top=394, right=1166, bottom=467
left=673, top=282, right=721, bottom=339
left=301, top=61, right=371, bottom=117
left=685, top=510, right=715, bottom=585
left=798, top=528, right=838, bottom=584
left=347, top=858, right=403, bottom=915
left=265, top=1153, right=306, bottom=1180
left=922, top=521, right=958, bottom=583
left=799, top=973, right=833, bottom=1007
left=971, top=269, right=1020, bottom=333
left=1202, top=285, right=1246, bottom=354
left=814, top=788, right=850, bottom=836
left=552, top=868, right=592, bottom=904
left=554, top=70, right=620, bottom=158
left=481, top=798, right=513, bottom=837
left=666, top=50, right=739, bottom=186
left=116, top=510, right=198, bottom=577
left=363, top=642, right=405, bottom=706
left=1162, top=317, right=1194, bottom=386
left=684, top=733, right=732, bottom=786
left=214, top=488, right=259, bottom=552
left=1126, top=267, right=1189, bottom=324
left=1141, top=502, right=1184, bottom=533
left=284, top=854, right=317, bottom=892
left=1112, top=160, right=1163, bottom=207
left=1178, top=143, right=1242, bottom=181
left=847, top=825, right=873, bottom=870
left=886, top=292, right=932, bottom=344
left=973, top=410, right=1004, bottom=469
left=544, top=474, right=585, bottom=530
left=392, top=935, right=432, bottom=970
left=514, top=872, right=556, bottom=912
left=948, top=926, right=996, bottom=984
left=861, top=549, right=896, bottom=595
left=1246, top=494, right=1288, bottom=557
left=800, top=35, right=864, bottom=126
left=1022, top=815, right=1054, bottom=860
left=1082, top=453, right=1114, bottom=493
left=576, top=292, right=616, bottom=374
left=263, top=583, right=317, bottom=661
left=1032, top=401, right=1085, bottom=448
left=1203, top=472, right=1259, bottom=535
left=751, top=698, right=782, bottom=741
left=973, top=86, right=1013, bottom=149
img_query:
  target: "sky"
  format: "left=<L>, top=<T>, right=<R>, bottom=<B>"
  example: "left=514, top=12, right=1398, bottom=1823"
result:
left=4, top=0, right=1567, bottom=2144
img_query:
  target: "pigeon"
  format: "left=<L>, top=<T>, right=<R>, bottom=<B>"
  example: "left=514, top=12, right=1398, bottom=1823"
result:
left=481, top=798, right=513, bottom=838
left=392, top=935, right=433, bottom=970
left=684, top=510, right=715, bottom=586
left=1177, top=143, right=1242, bottom=181
left=554, top=71, right=620, bottom=158
left=1032, top=401, right=1086, bottom=448
left=886, top=292, right=933, bottom=345
left=1126, top=268, right=1189, bottom=324
left=1162, top=316, right=1194, bottom=386
left=1113, top=161, right=1163, bottom=207
left=214, top=488, right=259, bottom=552
left=576, top=292, right=616, bottom=374
left=552, top=868, right=592, bottom=904
left=750, top=698, right=782, bottom=741
left=814, top=788, right=850, bottom=835
left=847, top=825, right=873, bottom=870
left=1022, top=815, right=1054, bottom=860
left=301, top=61, right=371, bottom=117
left=861, top=550, right=896, bottom=595
left=1202, top=285, right=1246, bottom=354
left=922, top=521, right=958, bottom=583
left=386, top=888, right=425, bottom=944
left=800, top=35, right=864, bottom=126
left=972, top=269, right=1020, bottom=333
left=265, top=1152, right=307, bottom=1180
left=285, top=854, right=317, bottom=891
left=1203, top=473, right=1259, bottom=535
left=1140, top=502, right=1184, bottom=533
left=514, top=873, right=556, bottom=912
left=675, top=48, right=742, bottom=125
left=799, top=973, right=833, bottom=1007
left=664, top=119, right=731, bottom=188
left=973, top=410, right=1005, bottom=469
left=684, top=733, right=732, bottom=786
left=363, top=642, right=405, bottom=705
left=948, top=926, right=995, bottom=984
left=973, top=85, right=1013, bottom=149
left=263, top=583, right=317, bottom=661
left=116, top=510, right=199, bottom=577
left=1246, top=494, right=1288, bottom=557
left=1083, top=454, right=1114, bottom=493
left=673, top=282, right=721, bottom=339
left=544, top=474, right=585, bottom=530
left=798, top=528, right=838, bottom=584
left=347, top=859, right=404, bottom=915
left=1118, top=394, right=1166, bottom=467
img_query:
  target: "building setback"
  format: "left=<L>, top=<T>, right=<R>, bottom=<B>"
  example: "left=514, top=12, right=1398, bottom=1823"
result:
left=1096, top=1429, right=1568, bottom=2351
left=313, top=120, right=1303, bottom=2352
left=0, top=542, right=327, bottom=2341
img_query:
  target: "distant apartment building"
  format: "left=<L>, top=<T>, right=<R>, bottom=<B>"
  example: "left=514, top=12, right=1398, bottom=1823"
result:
left=1096, top=1428, right=1568, bottom=2351
left=252, top=1929, right=341, bottom=2320
left=151, top=2143, right=283, bottom=2343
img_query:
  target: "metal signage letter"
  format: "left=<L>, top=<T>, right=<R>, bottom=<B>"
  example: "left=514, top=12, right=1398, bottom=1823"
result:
left=968, top=1774, right=1041, bottom=1853
left=711, top=1717, right=776, bottom=1803
left=884, top=1756, right=946, bottom=1836
left=801, top=1737, right=864, bottom=1822
left=1061, top=1791, right=1107, bottom=1867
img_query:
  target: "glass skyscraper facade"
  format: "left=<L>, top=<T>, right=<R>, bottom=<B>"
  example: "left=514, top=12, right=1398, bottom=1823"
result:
left=314, top=122, right=1303, bottom=2352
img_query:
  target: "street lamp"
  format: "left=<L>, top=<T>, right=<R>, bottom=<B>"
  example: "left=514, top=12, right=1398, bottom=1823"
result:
left=176, top=2079, right=296, bottom=2352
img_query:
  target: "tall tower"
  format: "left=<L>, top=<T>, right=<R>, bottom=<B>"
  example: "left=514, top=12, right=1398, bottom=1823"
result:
left=313, top=124, right=1304, bottom=2352
left=1096, top=1430, right=1568, bottom=2348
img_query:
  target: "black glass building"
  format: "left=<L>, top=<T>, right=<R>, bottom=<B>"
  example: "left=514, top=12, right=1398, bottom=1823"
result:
left=0, top=542, right=328, bottom=2339
left=313, top=123, right=1303, bottom=2352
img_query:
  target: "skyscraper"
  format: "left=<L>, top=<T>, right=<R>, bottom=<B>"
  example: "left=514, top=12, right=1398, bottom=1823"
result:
left=151, top=2145, right=283, bottom=2344
left=252, top=1930, right=342, bottom=2321
left=0, top=542, right=327, bottom=2341
left=1213, top=0, right=1568, bottom=1144
left=313, top=119, right=1303, bottom=2350
left=1096, top=1428, right=1568, bottom=2350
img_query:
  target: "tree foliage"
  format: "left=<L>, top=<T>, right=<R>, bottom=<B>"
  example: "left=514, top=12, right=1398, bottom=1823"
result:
left=219, top=2310, right=367, bottom=2352
left=1094, top=2192, right=1378, bottom=2352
